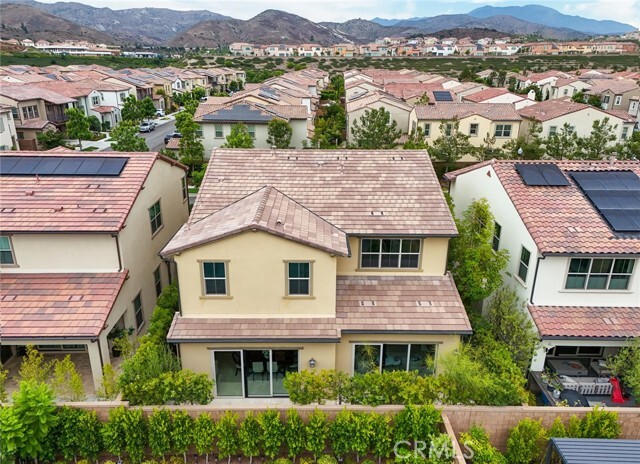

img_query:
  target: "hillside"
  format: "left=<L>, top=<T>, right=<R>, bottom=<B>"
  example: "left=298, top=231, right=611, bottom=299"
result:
left=6, top=0, right=230, bottom=44
left=167, top=10, right=355, bottom=48
left=320, top=19, right=418, bottom=43
left=0, top=3, right=120, bottom=44
left=468, top=5, right=636, bottom=35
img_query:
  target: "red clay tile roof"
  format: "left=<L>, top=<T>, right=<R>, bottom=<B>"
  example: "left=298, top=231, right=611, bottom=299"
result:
left=415, top=103, right=522, bottom=121
left=167, top=316, right=340, bottom=342
left=0, top=272, right=127, bottom=339
left=528, top=305, right=640, bottom=339
left=446, top=159, right=640, bottom=255
left=461, top=87, right=511, bottom=102
left=192, top=149, right=457, bottom=236
left=0, top=150, right=184, bottom=233
left=14, top=119, right=54, bottom=130
left=336, top=274, right=472, bottom=334
left=516, top=99, right=634, bottom=123
left=166, top=137, right=180, bottom=150
left=194, top=99, right=308, bottom=123
left=93, top=106, right=116, bottom=114
left=162, top=185, right=350, bottom=256
left=0, top=84, right=75, bottom=104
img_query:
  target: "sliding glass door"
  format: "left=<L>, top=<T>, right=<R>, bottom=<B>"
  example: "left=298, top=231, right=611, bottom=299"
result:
left=213, top=350, right=244, bottom=397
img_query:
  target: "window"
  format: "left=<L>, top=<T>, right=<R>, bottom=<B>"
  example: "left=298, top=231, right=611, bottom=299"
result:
left=11, top=107, right=18, bottom=119
left=247, top=125, right=256, bottom=139
left=567, top=125, right=575, bottom=135
left=0, top=236, right=15, bottom=265
left=469, top=123, right=479, bottom=136
left=91, top=96, right=100, bottom=107
left=21, top=105, right=39, bottom=119
left=492, top=222, right=502, bottom=252
left=214, top=125, right=224, bottom=138
left=287, top=262, right=311, bottom=296
left=565, top=258, right=634, bottom=290
left=0, top=118, right=4, bottom=133
left=517, top=246, right=531, bottom=282
left=614, top=95, right=622, bottom=106
left=550, top=346, right=603, bottom=357
left=423, top=123, right=430, bottom=137
left=621, top=127, right=629, bottom=140
left=133, top=293, right=144, bottom=329
left=119, top=92, right=127, bottom=102
left=563, top=88, right=569, bottom=96
left=360, top=238, right=421, bottom=269
left=153, top=266, right=162, bottom=298
left=196, top=125, right=203, bottom=137
left=148, top=200, right=163, bottom=235
left=549, top=126, right=557, bottom=137
left=603, top=95, right=611, bottom=104
left=354, top=343, right=436, bottom=376
left=181, top=176, right=188, bottom=201
left=495, top=124, right=512, bottom=137
left=444, top=123, right=453, bottom=137
left=202, top=261, right=227, bottom=295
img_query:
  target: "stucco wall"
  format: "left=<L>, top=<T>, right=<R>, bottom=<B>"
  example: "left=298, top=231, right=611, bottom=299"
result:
left=347, top=102, right=411, bottom=143
left=336, top=237, right=449, bottom=276
left=0, top=111, right=17, bottom=150
left=174, top=230, right=338, bottom=317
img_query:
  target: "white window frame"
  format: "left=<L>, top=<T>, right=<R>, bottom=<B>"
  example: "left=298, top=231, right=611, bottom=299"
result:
left=148, top=200, right=163, bottom=236
left=517, top=246, right=531, bottom=283
left=247, top=124, right=256, bottom=139
left=565, top=257, right=635, bottom=291
left=21, top=105, right=39, bottom=120
left=0, top=236, right=17, bottom=265
left=549, top=126, right=557, bottom=137
left=621, top=127, right=629, bottom=140
left=469, top=123, right=479, bottom=136
left=201, top=261, right=229, bottom=296
left=495, top=124, right=512, bottom=138
left=153, top=265, right=162, bottom=298
left=423, top=123, right=430, bottom=137
left=359, top=238, right=421, bottom=269
left=91, top=96, right=101, bottom=107
left=444, top=123, right=453, bottom=137
left=214, top=124, right=224, bottom=138
left=614, top=95, right=622, bottom=106
left=286, top=261, right=312, bottom=296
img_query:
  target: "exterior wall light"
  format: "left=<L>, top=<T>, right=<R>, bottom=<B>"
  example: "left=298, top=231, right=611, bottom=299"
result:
left=308, top=358, right=316, bottom=368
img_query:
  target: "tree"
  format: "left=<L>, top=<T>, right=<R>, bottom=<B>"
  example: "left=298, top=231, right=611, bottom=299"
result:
left=284, top=409, right=306, bottom=462
left=88, top=115, right=102, bottom=132
left=258, top=410, right=284, bottom=459
left=238, top=412, right=260, bottom=464
left=37, top=129, right=65, bottom=149
left=223, top=123, right=254, bottom=148
left=615, top=130, right=640, bottom=159
left=351, top=107, right=401, bottom=149
left=171, top=410, right=193, bottom=463
left=545, top=123, right=579, bottom=160
left=571, top=90, right=586, bottom=103
left=193, top=413, right=216, bottom=464
left=429, top=119, right=475, bottom=171
left=140, top=97, right=157, bottom=121
left=305, top=409, right=328, bottom=461
left=310, top=102, right=346, bottom=148
left=505, top=418, right=548, bottom=464
left=266, top=118, right=293, bottom=149
left=448, top=198, right=509, bottom=308
left=65, top=107, right=92, bottom=149
left=51, top=355, right=86, bottom=401
left=474, top=132, right=507, bottom=161
left=176, top=113, right=205, bottom=171
left=110, top=121, right=149, bottom=152
left=216, top=411, right=238, bottom=464
left=18, top=345, right=51, bottom=384
left=121, top=96, right=143, bottom=123
left=485, top=287, right=539, bottom=373
left=587, top=94, right=603, bottom=108
left=504, top=120, right=545, bottom=160
left=415, top=93, right=430, bottom=105
left=402, top=127, right=428, bottom=149
left=148, top=408, right=172, bottom=461
left=574, top=117, right=617, bottom=159
left=608, top=338, right=640, bottom=398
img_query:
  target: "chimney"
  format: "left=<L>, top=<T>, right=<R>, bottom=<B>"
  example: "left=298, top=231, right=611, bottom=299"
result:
left=527, top=90, right=536, bottom=100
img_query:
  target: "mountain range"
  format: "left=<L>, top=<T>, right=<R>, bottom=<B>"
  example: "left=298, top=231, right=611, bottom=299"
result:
left=1, top=1, right=637, bottom=47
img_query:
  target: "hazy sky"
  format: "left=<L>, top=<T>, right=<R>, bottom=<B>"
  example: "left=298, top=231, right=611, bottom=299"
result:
left=35, top=0, right=640, bottom=27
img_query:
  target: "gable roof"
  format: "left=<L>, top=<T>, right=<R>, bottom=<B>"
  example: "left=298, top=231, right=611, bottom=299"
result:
left=162, top=185, right=349, bottom=256
left=461, top=87, right=513, bottom=102
left=0, top=84, right=74, bottom=104
left=518, top=99, right=637, bottom=123
left=529, top=305, right=640, bottom=339
left=194, top=100, right=308, bottom=123
left=189, top=149, right=456, bottom=237
left=0, top=150, right=186, bottom=233
left=445, top=160, right=640, bottom=255
left=415, top=103, right=522, bottom=121
left=346, top=91, right=412, bottom=112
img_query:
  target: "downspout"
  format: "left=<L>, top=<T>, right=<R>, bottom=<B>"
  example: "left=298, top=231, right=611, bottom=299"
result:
left=529, top=255, right=546, bottom=305
left=112, top=233, right=123, bottom=272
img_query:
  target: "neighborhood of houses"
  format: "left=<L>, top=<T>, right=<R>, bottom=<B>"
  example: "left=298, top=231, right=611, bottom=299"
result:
left=0, top=48, right=639, bottom=415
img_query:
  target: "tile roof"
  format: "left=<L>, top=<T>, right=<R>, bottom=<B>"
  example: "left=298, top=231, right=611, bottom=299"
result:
left=415, top=103, right=522, bottom=121
left=192, top=149, right=457, bottom=236
left=346, top=91, right=412, bottom=113
left=194, top=100, right=308, bottom=123
left=0, top=150, right=184, bottom=233
left=0, top=272, right=127, bottom=339
left=162, top=185, right=350, bottom=256
left=445, top=159, right=640, bottom=255
left=336, top=274, right=472, bottom=334
left=167, top=316, right=340, bottom=342
left=587, top=79, right=639, bottom=95
left=14, top=119, right=53, bottom=130
left=0, top=84, right=74, bottom=104
left=461, top=87, right=512, bottom=102
left=528, top=305, right=640, bottom=339
left=516, top=99, right=634, bottom=123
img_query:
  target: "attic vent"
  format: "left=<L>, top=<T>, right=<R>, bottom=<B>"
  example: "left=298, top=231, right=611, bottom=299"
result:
left=86, top=184, right=101, bottom=189
left=1, top=295, right=16, bottom=301
left=370, top=211, right=384, bottom=216
left=1, top=208, right=15, bottom=213
left=68, top=295, right=84, bottom=302
left=52, top=206, right=64, bottom=212
left=416, top=301, right=433, bottom=307
left=93, top=208, right=108, bottom=213
left=25, top=190, right=34, bottom=196
left=359, top=300, right=376, bottom=307
left=275, top=219, right=284, bottom=226
left=316, top=160, right=326, bottom=166
left=392, top=156, right=405, bottom=161
left=287, top=156, right=299, bottom=160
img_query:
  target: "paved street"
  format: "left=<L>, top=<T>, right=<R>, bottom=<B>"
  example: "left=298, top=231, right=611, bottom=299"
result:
left=141, top=119, right=177, bottom=152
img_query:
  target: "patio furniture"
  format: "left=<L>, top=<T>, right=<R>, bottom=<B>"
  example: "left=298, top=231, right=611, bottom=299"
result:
left=560, top=376, right=613, bottom=395
left=251, top=361, right=265, bottom=380
left=548, top=359, right=589, bottom=377
left=590, top=359, right=613, bottom=377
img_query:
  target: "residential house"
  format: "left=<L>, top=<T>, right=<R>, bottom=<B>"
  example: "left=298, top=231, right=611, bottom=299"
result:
left=430, top=45, right=456, bottom=56
left=194, top=100, right=309, bottom=153
left=160, top=149, right=471, bottom=399
left=265, top=45, right=294, bottom=57
left=585, top=80, right=640, bottom=114
left=409, top=103, right=522, bottom=159
left=0, top=105, right=18, bottom=150
left=461, top=87, right=538, bottom=110
left=359, top=44, right=390, bottom=57
left=486, top=44, right=520, bottom=56
left=517, top=99, right=637, bottom=143
left=346, top=92, right=413, bottom=144
left=0, top=85, right=74, bottom=150
left=229, top=43, right=255, bottom=56
left=297, top=44, right=323, bottom=56
left=549, top=78, right=593, bottom=100
left=444, top=159, right=640, bottom=373
left=332, top=44, right=357, bottom=57
left=0, top=150, right=189, bottom=388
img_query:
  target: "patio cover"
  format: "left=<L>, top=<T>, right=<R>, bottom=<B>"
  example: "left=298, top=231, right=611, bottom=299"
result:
left=545, top=438, right=640, bottom=464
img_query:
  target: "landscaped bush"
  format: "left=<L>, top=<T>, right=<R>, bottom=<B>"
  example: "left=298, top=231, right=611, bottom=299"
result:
left=505, top=418, right=548, bottom=464
left=459, top=426, right=506, bottom=464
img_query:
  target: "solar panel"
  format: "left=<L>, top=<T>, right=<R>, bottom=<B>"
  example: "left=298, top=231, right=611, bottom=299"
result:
left=433, top=91, right=453, bottom=102
left=0, top=156, right=129, bottom=177
left=571, top=170, right=640, bottom=233
left=515, top=163, right=569, bottom=186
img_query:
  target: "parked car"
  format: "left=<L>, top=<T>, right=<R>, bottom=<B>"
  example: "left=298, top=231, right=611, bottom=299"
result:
left=164, top=132, right=182, bottom=144
left=139, top=122, right=155, bottom=133
left=155, top=109, right=165, bottom=117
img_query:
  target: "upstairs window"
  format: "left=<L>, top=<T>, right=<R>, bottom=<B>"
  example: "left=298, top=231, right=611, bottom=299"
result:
left=214, top=125, right=224, bottom=138
left=91, top=96, right=101, bottom=107
left=360, top=238, right=421, bottom=269
left=565, top=258, right=634, bottom=290
left=247, top=125, right=256, bottom=139
left=495, top=124, right=512, bottom=138
left=0, top=236, right=16, bottom=265
left=133, top=293, right=144, bottom=329
left=287, top=262, right=311, bottom=296
left=149, top=200, right=163, bottom=236
left=21, top=105, right=39, bottom=120
left=423, top=123, right=431, bottom=137
left=469, top=123, right=479, bottom=136
left=202, top=261, right=228, bottom=295
left=182, top=176, right=188, bottom=201
left=518, top=246, right=531, bottom=282
left=492, top=222, right=502, bottom=252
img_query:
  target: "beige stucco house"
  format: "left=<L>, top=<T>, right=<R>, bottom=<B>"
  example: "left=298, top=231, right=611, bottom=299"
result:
left=161, top=149, right=471, bottom=399
left=0, top=105, right=18, bottom=150
left=346, top=92, right=413, bottom=144
left=0, top=150, right=189, bottom=389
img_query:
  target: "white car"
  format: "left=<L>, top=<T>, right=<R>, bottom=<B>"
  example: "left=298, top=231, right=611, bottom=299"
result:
left=155, top=109, right=165, bottom=117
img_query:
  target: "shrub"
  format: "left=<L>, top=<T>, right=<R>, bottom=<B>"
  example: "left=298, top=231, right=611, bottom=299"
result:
left=88, top=115, right=101, bottom=132
left=171, top=410, right=193, bottom=462
left=194, top=413, right=216, bottom=464
left=369, top=413, right=393, bottom=463
left=258, top=410, right=284, bottom=459
left=76, top=409, right=102, bottom=462
left=579, top=407, right=620, bottom=439
left=329, top=409, right=353, bottom=460
left=217, top=411, right=238, bottom=464
left=122, top=408, right=147, bottom=464
left=52, top=355, right=86, bottom=401
left=274, top=459, right=293, bottom=464
left=393, top=405, right=442, bottom=457
left=505, top=418, right=548, bottom=464
left=159, top=369, right=214, bottom=405
left=148, top=408, right=172, bottom=460
left=101, top=406, right=127, bottom=459
left=306, top=409, right=329, bottom=460
left=18, top=346, right=51, bottom=384
left=428, top=433, right=454, bottom=464
left=55, top=406, right=83, bottom=462
left=459, top=426, right=506, bottom=464
left=0, top=364, right=7, bottom=402
left=284, top=409, right=306, bottom=462
left=239, top=412, right=260, bottom=463
left=96, top=363, right=120, bottom=400
left=608, top=338, right=640, bottom=398
left=317, top=455, right=337, bottom=464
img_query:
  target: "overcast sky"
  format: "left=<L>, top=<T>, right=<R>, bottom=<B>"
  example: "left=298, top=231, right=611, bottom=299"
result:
left=35, top=0, right=640, bottom=27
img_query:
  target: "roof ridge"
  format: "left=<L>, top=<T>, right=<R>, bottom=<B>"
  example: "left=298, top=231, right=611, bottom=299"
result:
left=253, top=185, right=272, bottom=225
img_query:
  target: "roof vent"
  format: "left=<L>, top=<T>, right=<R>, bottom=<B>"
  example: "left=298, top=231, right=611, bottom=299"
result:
left=370, top=211, right=384, bottom=216
left=86, top=184, right=101, bottom=189
left=392, top=156, right=405, bottom=161
left=359, top=300, right=376, bottom=307
left=68, top=295, right=84, bottom=302
left=25, top=190, right=34, bottom=196
left=93, top=207, right=108, bottom=213
left=275, top=219, right=284, bottom=226
left=416, top=300, right=433, bottom=307
left=1, top=295, right=16, bottom=301
left=1, top=208, right=15, bottom=213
